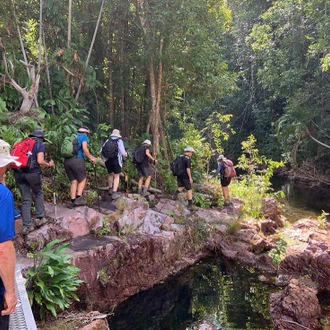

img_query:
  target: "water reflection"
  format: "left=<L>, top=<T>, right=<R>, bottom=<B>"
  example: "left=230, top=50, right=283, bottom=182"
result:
left=108, top=260, right=275, bottom=330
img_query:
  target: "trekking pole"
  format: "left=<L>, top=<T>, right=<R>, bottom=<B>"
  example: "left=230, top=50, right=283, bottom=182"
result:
left=125, top=157, right=129, bottom=191
left=94, top=164, right=101, bottom=212
left=50, top=166, right=58, bottom=220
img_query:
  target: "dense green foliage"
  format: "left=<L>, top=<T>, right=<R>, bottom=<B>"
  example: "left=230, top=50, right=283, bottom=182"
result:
left=25, top=239, right=83, bottom=319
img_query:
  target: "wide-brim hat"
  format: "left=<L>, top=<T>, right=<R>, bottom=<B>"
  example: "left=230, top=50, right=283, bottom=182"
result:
left=110, top=129, right=122, bottom=138
left=78, top=126, right=90, bottom=134
left=0, top=139, right=21, bottom=167
left=142, top=139, right=151, bottom=146
left=29, top=128, right=51, bottom=143
left=217, top=154, right=225, bottom=161
left=184, top=146, right=195, bottom=153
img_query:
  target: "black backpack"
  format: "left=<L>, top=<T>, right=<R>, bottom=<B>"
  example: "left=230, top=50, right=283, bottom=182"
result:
left=132, top=145, right=146, bottom=165
left=170, top=155, right=186, bottom=176
left=101, top=138, right=119, bottom=159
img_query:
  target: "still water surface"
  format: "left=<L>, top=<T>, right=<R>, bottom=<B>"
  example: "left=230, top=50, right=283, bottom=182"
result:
left=109, top=178, right=327, bottom=330
left=108, top=261, right=276, bottom=330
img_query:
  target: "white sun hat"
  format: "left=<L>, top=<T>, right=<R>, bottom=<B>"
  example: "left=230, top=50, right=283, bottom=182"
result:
left=110, top=129, right=122, bottom=138
left=184, top=146, right=196, bottom=153
left=0, top=139, right=21, bottom=167
left=142, top=139, right=152, bottom=146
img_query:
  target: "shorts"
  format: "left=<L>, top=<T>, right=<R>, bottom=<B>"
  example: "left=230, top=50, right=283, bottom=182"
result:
left=64, top=157, right=86, bottom=182
left=221, top=176, right=231, bottom=187
left=177, top=175, right=191, bottom=190
left=105, top=158, right=121, bottom=174
left=136, top=165, right=151, bottom=178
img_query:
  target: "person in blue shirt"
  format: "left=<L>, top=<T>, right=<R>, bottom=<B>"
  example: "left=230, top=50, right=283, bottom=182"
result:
left=64, top=126, right=97, bottom=208
left=13, top=129, right=55, bottom=234
left=0, top=139, right=19, bottom=329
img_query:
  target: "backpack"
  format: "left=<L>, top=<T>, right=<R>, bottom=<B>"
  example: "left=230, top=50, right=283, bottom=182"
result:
left=132, top=145, right=146, bottom=165
left=223, top=159, right=236, bottom=178
left=170, top=155, right=186, bottom=176
left=10, top=137, right=36, bottom=169
left=101, top=138, right=119, bottom=159
left=61, top=133, right=79, bottom=158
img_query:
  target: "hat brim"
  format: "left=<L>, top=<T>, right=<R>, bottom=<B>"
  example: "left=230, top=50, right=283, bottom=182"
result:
left=110, top=134, right=122, bottom=138
left=0, top=158, right=21, bottom=167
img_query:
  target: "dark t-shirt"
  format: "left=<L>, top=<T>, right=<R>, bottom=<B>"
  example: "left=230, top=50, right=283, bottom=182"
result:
left=179, top=155, right=191, bottom=178
left=139, top=146, right=150, bottom=167
left=29, top=139, right=46, bottom=173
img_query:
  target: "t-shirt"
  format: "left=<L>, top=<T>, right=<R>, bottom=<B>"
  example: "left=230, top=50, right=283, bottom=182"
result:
left=0, top=184, right=15, bottom=295
left=178, top=155, right=191, bottom=178
left=28, top=139, right=46, bottom=173
left=77, top=133, right=89, bottom=159
left=138, top=146, right=149, bottom=167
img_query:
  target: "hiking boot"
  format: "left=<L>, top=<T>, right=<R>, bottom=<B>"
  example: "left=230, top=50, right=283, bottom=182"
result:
left=108, top=187, right=113, bottom=195
left=35, top=217, right=48, bottom=227
left=173, top=192, right=179, bottom=201
left=142, top=188, right=150, bottom=197
left=112, top=191, right=120, bottom=200
left=21, top=225, right=34, bottom=235
left=66, top=201, right=75, bottom=209
left=223, top=200, right=232, bottom=206
left=137, top=188, right=142, bottom=195
left=75, top=196, right=87, bottom=206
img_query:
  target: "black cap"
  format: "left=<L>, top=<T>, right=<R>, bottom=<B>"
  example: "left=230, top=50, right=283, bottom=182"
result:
left=29, top=129, right=45, bottom=139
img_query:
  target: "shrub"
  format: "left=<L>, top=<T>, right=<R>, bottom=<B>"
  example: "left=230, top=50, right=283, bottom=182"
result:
left=25, top=239, right=83, bottom=319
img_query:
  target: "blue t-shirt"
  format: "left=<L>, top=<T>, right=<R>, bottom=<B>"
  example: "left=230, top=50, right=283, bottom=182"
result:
left=77, top=133, right=89, bottom=159
left=0, top=184, right=15, bottom=295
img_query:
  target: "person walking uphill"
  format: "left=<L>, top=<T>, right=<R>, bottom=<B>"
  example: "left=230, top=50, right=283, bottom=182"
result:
left=0, top=139, right=19, bottom=329
left=12, top=129, right=54, bottom=234
left=64, top=126, right=97, bottom=208
left=172, top=146, right=195, bottom=209
left=213, top=155, right=234, bottom=206
left=134, top=139, right=157, bottom=196
left=101, top=129, right=128, bottom=200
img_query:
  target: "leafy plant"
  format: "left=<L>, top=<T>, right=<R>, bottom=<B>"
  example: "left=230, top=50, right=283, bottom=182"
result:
left=25, top=239, right=83, bottom=319
left=95, top=218, right=112, bottom=236
left=194, top=192, right=212, bottom=208
left=268, top=238, right=287, bottom=266
left=317, top=210, right=329, bottom=229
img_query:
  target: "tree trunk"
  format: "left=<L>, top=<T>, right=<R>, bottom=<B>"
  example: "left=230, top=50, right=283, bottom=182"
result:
left=108, top=31, right=114, bottom=128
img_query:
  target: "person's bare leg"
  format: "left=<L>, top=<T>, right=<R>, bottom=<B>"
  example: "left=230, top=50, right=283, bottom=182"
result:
left=113, top=173, right=120, bottom=192
left=222, top=186, right=229, bottom=200
left=70, top=180, right=78, bottom=199
left=108, top=173, right=114, bottom=189
left=77, top=178, right=86, bottom=196
left=144, top=176, right=151, bottom=189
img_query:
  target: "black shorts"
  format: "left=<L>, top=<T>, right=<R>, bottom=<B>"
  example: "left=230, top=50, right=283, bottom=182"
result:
left=177, top=175, right=191, bottom=190
left=136, top=165, right=151, bottom=178
left=0, top=294, right=9, bottom=330
left=221, top=176, right=231, bottom=187
left=64, top=157, right=86, bottom=182
left=105, top=158, right=121, bottom=174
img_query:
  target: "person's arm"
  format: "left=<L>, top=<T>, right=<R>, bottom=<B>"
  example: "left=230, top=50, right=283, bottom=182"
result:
left=213, top=163, right=221, bottom=178
left=146, top=148, right=157, bottom=164
left=0, top=240, right=17, bottom=316
left=82, top=141, right=96, bottom=164
left=37, top=152, right=54, bottom=167
left=118, top=140, right=128, bottom=158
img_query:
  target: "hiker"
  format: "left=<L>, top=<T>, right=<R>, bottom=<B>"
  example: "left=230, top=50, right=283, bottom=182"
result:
left=172, top=146, right=195, bottom=209
left=13, top=129, right=55, bottom=234
left=134, top=139, right=157, bottom=196
left=0, top=139, right=18, bottom=329
left=64, top=126, right=97, bottom=208
left=213, top=154, right=232, bottom=206
left=102, top=129, right=128, bottom=200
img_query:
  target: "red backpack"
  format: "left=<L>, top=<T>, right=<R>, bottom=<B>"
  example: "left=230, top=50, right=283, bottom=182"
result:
left=10, top=137, right=36, bottom=169
left=223, top=159, right=236, bottom=178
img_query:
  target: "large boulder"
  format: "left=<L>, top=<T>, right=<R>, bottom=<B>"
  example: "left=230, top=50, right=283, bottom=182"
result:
left=270, top=279, right=321, bottom=330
